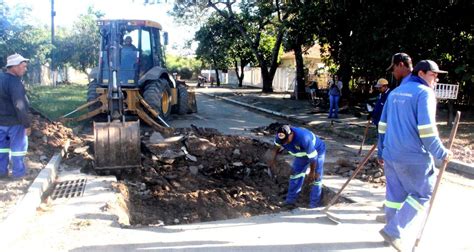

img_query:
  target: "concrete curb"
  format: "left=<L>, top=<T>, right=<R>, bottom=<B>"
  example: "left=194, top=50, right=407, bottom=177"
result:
left=0, top=141, right=68, bottom=250
left=202, top=92, right=474, bottom=176
left=448, top=160, right=474, bottom=175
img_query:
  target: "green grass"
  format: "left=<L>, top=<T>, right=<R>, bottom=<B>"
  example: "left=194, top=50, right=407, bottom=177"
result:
left=28, top=84, right=88, bottom=120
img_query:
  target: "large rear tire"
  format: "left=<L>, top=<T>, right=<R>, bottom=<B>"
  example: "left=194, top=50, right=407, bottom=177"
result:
left=143, top=79, right=172, bottom=120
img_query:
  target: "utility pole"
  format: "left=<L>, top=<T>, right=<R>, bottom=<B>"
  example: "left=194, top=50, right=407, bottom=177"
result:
left=51, top=0, right=56, bottom=86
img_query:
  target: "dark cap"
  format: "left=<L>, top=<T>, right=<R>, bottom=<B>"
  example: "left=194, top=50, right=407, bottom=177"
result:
left=413, top=60, right=448, bottom=74
left=275, top=125, right=292, bottom=144
left=386, top=53, right=412, bottom=71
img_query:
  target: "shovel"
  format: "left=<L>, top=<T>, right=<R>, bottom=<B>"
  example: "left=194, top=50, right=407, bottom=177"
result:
left=358, top=119, right=371, bottom=156
left=412, top=111, right=461, bottom=251
left=322, top=144, right=377, bottom=224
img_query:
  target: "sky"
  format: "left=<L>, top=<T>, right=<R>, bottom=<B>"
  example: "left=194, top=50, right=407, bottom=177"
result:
left=4, top=0, right=198, bottom=55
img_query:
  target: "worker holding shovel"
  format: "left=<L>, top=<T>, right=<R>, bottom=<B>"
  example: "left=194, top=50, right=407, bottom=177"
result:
left=377, top=60, right=452, bottom=251
left=268, top=125, right=326, bottom=209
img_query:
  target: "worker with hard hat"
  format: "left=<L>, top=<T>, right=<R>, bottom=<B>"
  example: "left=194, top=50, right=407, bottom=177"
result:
left=371, top=78, right=391, bottom=127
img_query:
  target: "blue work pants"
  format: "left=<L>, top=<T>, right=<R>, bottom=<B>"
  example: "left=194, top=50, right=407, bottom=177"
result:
left=329, top=95, right=340, bottom=118
left=286, top=151, right=325, bottom=208
left=0, top=125, right=28, bottom=178
left=383, top=158, right=435, bottom=239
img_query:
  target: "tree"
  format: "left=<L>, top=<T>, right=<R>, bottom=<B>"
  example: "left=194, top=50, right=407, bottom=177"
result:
left=282, top=1, right=320, bottom=99
left=194, top=13, right=256, bottom=87
left=166, top=54, right=202, bottom=79
left=173, top=0, right=288, bottom=92
left=67, top=7, right=104, bottom=80
left=0, top=2, right=51, bottom=84
left=194, top=15, right=232, bottom=86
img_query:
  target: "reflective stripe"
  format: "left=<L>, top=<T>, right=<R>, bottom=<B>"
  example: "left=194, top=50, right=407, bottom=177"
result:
left=10, top=151, right=27, bottom=156
left=418, top=124, right=438, bottom=138
left=274, top=141, right=281, bottom=147
left=378, top=122, right=387, bottom=134
left=312, top=181, right=322, bottom=186
left=290, top=172, right=306, bottom=180
left=288, top=151, right=307, bottom=157
left=405, top=196, right=424, bottom=212
left=307, top=150, right=318, bottom=159
left=0, top=148, right=10, bottom=153
left=384, top=200, right=403, bottom=210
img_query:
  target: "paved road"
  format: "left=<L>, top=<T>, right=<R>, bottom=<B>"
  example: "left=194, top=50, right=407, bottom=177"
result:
left=3, top=93, right=473, bottom=252
left=170, top=93, right=283, bottom=137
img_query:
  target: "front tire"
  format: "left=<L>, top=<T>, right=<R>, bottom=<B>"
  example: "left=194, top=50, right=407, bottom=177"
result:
left=143, top=79, right=172, bottom=120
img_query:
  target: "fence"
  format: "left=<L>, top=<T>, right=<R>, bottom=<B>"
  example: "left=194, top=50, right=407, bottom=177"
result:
left=242, top=67, right=296, bottom=92
left=435, top=83, right=459, bottom=100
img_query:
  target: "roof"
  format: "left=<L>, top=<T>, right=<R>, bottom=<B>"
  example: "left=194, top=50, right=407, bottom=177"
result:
left=97, top=19, right=163, bottom=30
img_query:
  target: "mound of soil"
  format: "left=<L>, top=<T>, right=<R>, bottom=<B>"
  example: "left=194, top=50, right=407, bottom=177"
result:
left=0, top=111, right=82, bottom=221
left=113, top=127, right=340, bottom=226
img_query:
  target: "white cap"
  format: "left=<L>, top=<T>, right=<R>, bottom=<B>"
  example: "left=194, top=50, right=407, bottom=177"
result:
left=5, top=53, right=29, bottom=67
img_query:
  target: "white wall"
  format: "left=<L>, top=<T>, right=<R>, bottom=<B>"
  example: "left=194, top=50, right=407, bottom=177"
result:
left=243, top=67, right=296, bottom=92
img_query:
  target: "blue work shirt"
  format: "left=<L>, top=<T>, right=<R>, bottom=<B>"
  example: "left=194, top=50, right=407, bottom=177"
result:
left=274, top=127, right=325, bottom=161
left=377, top=75, right=448, bottom=163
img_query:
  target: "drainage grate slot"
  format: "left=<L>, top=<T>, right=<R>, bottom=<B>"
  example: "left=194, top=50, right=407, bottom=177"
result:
left=51, top=179, right=87, bottom=200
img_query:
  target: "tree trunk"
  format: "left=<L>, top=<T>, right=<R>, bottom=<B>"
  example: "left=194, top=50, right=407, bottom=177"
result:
left=260, top=64, right=273, bottom=93
left=214, top=68, right=220, bottom=87
left=234, top=59, right=244, bottom=87
left=294, top=42, right=306, bottom=100
left=239, top=62, right=245, bottom=88
left=447, top=100, right=454, bottom=127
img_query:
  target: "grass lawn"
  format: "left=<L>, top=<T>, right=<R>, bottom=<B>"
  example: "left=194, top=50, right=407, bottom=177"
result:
left=28, top=84, right=88, bottom=120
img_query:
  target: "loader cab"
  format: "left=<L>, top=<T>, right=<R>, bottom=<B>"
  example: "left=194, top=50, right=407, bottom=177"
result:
left=97, top=20, right=166, bottom=87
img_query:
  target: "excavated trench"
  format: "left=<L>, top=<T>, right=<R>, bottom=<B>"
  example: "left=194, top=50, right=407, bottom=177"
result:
left=107, top=127, right=349, bottom=226
left=57, top=122, right=360, bottom=227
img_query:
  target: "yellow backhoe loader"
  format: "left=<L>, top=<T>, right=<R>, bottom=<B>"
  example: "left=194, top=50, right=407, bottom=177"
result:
left=60, top=19, right=197, bottom=170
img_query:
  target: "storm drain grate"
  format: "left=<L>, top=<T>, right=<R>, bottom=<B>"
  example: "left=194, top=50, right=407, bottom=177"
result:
left=51, top=179, right=87, bottom=200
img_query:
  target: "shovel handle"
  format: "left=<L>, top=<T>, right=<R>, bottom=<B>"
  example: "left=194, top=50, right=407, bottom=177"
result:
left=413, top=111, right=461, bottom=249
left=358, top=120, right=371, bottom=155
left=324, top=143, right=377, bottom=212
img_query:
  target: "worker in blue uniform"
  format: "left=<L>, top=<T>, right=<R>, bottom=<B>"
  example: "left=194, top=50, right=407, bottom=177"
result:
left=0, top=54, right=31, bottom=180
left=268, top=125, right=326, bottom=208
left=377, top=60, right=452, bottom=251
left=371, top=78, right=391, bottom=127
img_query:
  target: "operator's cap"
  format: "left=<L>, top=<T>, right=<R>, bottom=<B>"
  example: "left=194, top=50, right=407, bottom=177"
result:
left=386, top=53, right=412, bottom=71
left=374, top=78, right=389, bottom=88
left=413, top=60, right=448, bottom=74
left=5, top=53, right=29, bottom=67
left=275, top=125, right=292, bottom=145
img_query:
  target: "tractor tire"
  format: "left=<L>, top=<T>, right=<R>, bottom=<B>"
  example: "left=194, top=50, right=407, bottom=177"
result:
left=143, top=79, right=172, bottom=120
left=86, top=81, right=101, bottom=111
left=176, top=85, right=189, bottom=115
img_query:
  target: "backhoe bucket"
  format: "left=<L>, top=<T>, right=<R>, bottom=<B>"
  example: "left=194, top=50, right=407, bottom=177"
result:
left=93, top=120, right=141, bottom=170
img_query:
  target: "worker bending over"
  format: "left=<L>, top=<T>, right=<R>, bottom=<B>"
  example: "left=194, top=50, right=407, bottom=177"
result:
left=268, top=125, right=326, bottom=208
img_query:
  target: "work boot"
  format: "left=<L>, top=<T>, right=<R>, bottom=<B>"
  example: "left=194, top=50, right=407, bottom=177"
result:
left=379, top=229, right=403, bottom=252
left=375, top=214, right=386, bottom=223
left=277, top=201, right=297, bottom=210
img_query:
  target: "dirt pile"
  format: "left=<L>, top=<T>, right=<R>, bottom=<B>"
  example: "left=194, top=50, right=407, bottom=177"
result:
left=0, top=111, right=81, bottom=221
left=250, top=122, right=285, bottom=136
left=325, top=157, right=386, bottom=184
left=113, top=127, right=339, bottom=226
